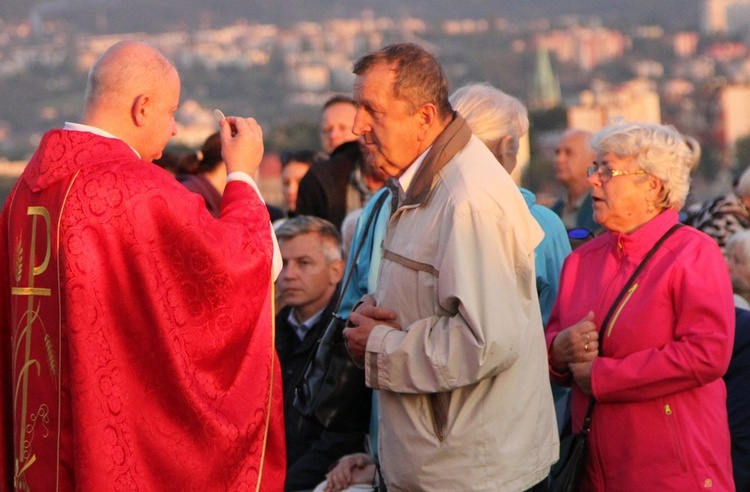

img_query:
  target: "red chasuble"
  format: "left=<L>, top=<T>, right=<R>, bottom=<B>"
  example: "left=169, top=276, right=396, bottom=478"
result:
left=0, top=130, right=286, bottom=491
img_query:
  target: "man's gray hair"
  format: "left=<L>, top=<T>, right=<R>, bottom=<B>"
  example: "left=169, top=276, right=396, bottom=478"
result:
left=275, top=215, right=343, bottom=262
left=353, top=42, right=453, bottom=119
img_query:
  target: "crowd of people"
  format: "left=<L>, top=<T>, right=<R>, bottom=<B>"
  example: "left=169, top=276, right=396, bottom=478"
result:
left=0, top=38, right=748, bottom=492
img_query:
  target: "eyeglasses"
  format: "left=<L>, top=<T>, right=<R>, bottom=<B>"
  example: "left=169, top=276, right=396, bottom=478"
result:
left=587, top=164, right=648, bottom=183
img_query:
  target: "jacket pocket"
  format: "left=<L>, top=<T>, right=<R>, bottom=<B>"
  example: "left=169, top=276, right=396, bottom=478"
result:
left=663, top=400, right=688, bottom=473
left=381, top=247, right=439, bottom=317
left=428, top=392, right=449, bottom=442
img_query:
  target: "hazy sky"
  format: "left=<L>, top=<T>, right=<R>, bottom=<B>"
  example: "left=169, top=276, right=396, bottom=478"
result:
left=3, top=0, right=700, bottom=33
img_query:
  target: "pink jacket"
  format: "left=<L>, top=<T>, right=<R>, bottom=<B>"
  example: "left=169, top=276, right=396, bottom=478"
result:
left=546, top=210, right=735, bottom=491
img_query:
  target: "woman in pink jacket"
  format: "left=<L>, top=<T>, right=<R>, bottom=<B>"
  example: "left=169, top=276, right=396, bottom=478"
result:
left=546, top=122, right=735, bottom=491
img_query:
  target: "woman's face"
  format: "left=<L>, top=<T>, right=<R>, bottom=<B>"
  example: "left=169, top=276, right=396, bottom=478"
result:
left=282, top=161, right=311, bottom=212
left=588, top=152, right=658, bottom=234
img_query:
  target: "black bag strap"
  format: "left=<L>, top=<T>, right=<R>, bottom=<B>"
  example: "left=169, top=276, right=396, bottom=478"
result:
left=332, top=189, right=391, bottom=315
left=580, top=223, right=683, bottom=433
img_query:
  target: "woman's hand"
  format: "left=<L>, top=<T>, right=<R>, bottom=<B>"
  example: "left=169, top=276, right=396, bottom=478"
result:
left=550, top=311, right=599, bottom=372
left=570, top=361, right=594, bottom=395
left=324, top=453, right=377, bottom=491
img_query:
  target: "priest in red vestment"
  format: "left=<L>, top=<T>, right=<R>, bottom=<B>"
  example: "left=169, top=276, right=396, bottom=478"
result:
left=0, top=41, right=286, bottom=491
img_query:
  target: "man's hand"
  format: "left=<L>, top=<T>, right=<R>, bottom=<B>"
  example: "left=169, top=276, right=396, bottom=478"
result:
left=323, top=453, right=376, bottom=492
left=343, top=299, right=399, bottom=367
left=218, top=116, right=264, bottom=176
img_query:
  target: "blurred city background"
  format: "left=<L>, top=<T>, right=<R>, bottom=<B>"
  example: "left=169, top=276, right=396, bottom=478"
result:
left=2, top=0, right=750, bottom=208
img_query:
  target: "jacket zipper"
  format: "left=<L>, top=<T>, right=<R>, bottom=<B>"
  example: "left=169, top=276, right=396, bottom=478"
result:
left=428, top=393, right=448, bottom=442
left=606, top=283, right=638, bottom=337
left=664, top=403, right=688, bottom=472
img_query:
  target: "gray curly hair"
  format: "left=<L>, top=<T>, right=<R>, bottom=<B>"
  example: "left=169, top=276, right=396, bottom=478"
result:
left=591, top=122, right=700, bottom=210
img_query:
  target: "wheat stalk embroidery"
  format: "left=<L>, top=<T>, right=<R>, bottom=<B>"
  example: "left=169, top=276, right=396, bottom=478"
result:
left=14, top=237, right=23, bottom=284
left=44, top=334, right=57, bottom=379
left=29, top=303, right=58, bottom=381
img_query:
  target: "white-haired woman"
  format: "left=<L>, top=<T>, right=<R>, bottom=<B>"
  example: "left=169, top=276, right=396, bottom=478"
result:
left=546, top=122, right=735, bottom=490
left=450, top=82, right=571, bottom=326
left=450, top=83, right=573, bottom=439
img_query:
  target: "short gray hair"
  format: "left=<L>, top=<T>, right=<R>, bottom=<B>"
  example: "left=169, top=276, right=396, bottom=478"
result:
left=449, top=82, right=528, bottom=150
left=275, top=215, right=342, bottom=262
left=353, top=43, right=453, bottom=119
left=591, top=122, right=700, bottom=210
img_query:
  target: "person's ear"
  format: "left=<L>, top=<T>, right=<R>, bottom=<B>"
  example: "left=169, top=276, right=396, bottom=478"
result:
left=493, top=135, right=517, bottom=173
left=330, top=258, right=345, bottom=285
left=647, top=175, right=664, bottom=202
left=498, top=135, right=514, bottom=154
left=417, top=103, right=438, bottom=141
left=132, top=94, right=149, bottom=127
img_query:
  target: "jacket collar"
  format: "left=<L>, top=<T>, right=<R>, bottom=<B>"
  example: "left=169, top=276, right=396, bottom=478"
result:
left=402, top=112, right=472, bottom=207
left=609, top=209, right=680, bottom=260
left=24, top=129, right=140, bottom=192
left=275, top=287, right=340, bottom=354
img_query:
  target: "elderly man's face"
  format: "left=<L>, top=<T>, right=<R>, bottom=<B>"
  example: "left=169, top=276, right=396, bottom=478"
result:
left=352, top=64, right=426, bottom=178
left=555, top=131, right=594, bottom=189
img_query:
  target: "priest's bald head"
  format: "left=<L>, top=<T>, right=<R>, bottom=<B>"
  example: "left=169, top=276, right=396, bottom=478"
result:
left=83, top=41, right=180, bottom=161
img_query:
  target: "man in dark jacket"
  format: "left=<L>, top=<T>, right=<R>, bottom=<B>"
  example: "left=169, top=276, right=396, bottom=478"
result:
left=296, top=96, right=388, bottom=230
left=274, top=216, right=368, bottom=491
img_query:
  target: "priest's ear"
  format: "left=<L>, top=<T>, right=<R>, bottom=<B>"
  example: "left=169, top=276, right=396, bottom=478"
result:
left=131, top=94, right=151, bottom=127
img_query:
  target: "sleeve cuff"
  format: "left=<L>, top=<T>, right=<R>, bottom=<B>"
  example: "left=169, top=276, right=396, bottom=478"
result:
left=226, top=172, right=281, bottom=280
left=226, top=171, right=263, bottom=200
left=365, top=324, right=399, bottom=389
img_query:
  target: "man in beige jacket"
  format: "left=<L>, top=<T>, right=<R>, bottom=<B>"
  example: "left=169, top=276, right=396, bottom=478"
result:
left=342, top=43, right=558, bottom=491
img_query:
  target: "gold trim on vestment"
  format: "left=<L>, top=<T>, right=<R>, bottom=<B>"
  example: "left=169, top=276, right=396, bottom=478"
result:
left=11, top=171, right=79, bottom=491
left=256, top=267, right=276, bottom=492
left=11, top=287, right=51, bottom=296
left=54, top=172, right=79, bottom=490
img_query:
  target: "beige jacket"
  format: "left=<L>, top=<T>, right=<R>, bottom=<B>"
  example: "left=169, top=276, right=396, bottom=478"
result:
left=366, top=115, right=559, bottom=491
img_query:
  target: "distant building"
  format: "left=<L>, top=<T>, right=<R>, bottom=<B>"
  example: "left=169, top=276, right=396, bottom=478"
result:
left=510, top=133, right=531, bottom=187
left=718, top=84, right=750, bottom=152
left=534, top=26, right=630, bottom=72
left=288, top=62, right=330, bottom=92
left=528, top=47, right=561, bottom=110
left=702, top=0, right=750, bottom=35
left=567, top=79, right=661, bottom=133
left=673, top=32, right=700, bottom=58
left=442, top=18, right=489, bottom=35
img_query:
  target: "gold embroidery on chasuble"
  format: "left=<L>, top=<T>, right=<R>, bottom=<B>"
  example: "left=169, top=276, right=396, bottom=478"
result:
left=9, top=174, right=78, bottom=490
